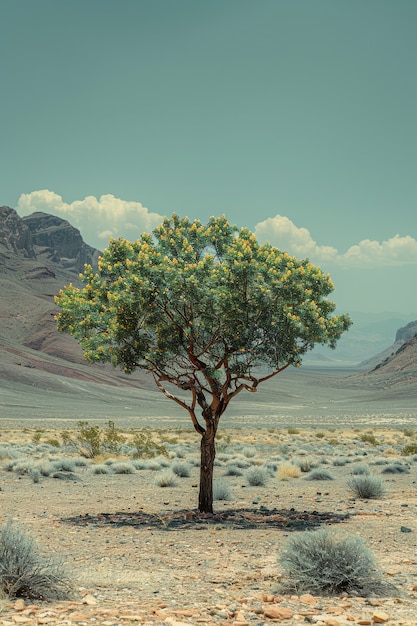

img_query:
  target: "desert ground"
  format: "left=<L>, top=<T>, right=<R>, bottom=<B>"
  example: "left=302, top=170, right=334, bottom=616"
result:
left=1, top=367, right=417, bottom=625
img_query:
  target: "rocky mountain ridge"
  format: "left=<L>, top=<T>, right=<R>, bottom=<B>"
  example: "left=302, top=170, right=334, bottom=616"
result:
left=0, top=205, right=416, bottom=392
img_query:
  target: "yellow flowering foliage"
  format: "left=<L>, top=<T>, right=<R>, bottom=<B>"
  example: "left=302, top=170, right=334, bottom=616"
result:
left=55, top=213, right=351, bottom=422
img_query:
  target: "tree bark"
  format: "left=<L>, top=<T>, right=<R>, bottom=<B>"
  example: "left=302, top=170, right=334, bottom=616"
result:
left=198, top=419, right=217, bottom=513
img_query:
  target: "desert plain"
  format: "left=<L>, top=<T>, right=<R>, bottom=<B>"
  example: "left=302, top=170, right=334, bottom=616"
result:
left=1, top=366, right=417, bottom=625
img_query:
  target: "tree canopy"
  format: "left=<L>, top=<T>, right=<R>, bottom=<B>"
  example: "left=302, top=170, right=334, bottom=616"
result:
left=55, top=213, right=352, bottom=511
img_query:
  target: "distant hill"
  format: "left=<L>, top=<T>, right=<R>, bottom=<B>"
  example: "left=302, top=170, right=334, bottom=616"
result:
left=0, top=206, right=153, bottom=391
left=0, top=205, right=416, bottom=394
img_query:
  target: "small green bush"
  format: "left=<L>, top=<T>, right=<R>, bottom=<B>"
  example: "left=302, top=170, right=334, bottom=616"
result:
left=360, top=433, right=379, bottom=446
left=61, top=420, right=125, bottom=458
left=381, top=463, right=410, bottom=474
left=213, top=480, right=233, bottom=501
left=305, top=469, right=334, bottom=481
left=401, top=444, right=417, bottom=456
left=171, top=461, right=191, bottom=477
left=347, top=475, right=386, bottom=499
left=245, top=466, right=269, bottom=486
left=0, top=521, right=72, bottom=600
left=280, top=528, right=381, bottom=595
left=154, top=470, right=177, bottom=487
left=224, top=464, right=243, bottom=476
left=132, top=430, right=168, bottom=459
left=111, top=462, right=135, bottom=474
left=350, top=464, right=370, bottom=476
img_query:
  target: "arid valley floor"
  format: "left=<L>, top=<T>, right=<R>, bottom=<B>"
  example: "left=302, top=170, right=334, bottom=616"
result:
left=1, top=367, right=417, bottom=625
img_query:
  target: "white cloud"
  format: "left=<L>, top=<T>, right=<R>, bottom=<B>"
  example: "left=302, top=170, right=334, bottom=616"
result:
left=254, top=215, right=338, bottom=264
left=255, top=214, right=417, bottom=268
left=17, top=190, right=164, bottom=250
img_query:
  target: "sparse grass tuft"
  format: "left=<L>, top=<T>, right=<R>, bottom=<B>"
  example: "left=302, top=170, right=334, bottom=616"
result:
left=280, top=528, right=382, bottom=596
left=0, top=521, right=72, bottom=600
left=245, top=466, right=269, bottom=486
left=347, top=475, right=386, bottom=499
left=305, top=469, right=334, bottom=481
left=401, top=444, right=417, bottom=456
left=277, top=463, right=301, bottom=481
left=360, top=433, right=379, bottom=446
left=213, top=480, right=233, bottom=501
left=350, top=464, right=370, bottom=476
left=171, top=461, right=191, bottom=477
left=381, top=462, right=410, bottom=474
left=154, top=470, right=177, bottom=487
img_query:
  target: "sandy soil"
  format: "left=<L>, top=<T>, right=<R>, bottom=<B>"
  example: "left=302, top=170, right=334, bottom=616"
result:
left=1, top=426, right=417, bottom=625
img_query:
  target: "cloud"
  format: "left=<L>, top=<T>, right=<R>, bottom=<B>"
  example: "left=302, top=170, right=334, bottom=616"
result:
left=254, top=215, right=338, bottom=264
left=17, top=190, right=164, bottom=250
left=255, top=214, right=417, bottom=268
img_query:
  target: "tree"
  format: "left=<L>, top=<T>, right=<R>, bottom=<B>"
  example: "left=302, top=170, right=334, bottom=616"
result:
left=55, top=214, right=352, bottom=513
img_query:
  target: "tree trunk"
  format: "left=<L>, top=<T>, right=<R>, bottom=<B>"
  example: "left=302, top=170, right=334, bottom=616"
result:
left=198, top=420, right=217, bottom=513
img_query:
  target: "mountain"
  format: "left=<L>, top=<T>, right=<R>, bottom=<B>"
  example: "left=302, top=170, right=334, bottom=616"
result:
left=0, top=205, right=416, bottom=394
left=305, top=311, right=417, bottom=366
left=0, top=206, right=153, bottom=391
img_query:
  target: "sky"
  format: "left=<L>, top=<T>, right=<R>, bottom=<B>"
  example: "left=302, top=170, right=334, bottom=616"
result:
left=2, top=0, right=417, bottom=316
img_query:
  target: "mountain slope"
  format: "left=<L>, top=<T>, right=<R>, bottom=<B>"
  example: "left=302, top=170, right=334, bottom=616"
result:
left=0, top=206, right=153, bottom=391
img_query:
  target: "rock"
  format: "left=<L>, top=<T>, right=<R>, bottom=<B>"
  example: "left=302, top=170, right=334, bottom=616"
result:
left=13, top=601, right=25, bottom=612
left=400, top=526, right=412, bottom=533
left=372, top=611, right=390, bottom=623
left=263, top=605, right=293, bottom=620
left=299, top=593, right=317, bottom=605
left=82, top=594, right=98, bottom=605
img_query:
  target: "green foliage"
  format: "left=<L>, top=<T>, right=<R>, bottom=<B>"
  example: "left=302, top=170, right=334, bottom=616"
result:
left=31, top=429, right=44, bottom=444
left=381, top=462, right=410, bottom=474
left=280, top=528, right=381, bottom=595
left=154, top=470, right=177, bottom=487
left=171, top=461, right=191, bottom=477
left=401, top=444, right=417, bottom=456
left=245, top=466, right=269, bottom=486
left=347, top=475, right=386, bottom=499
left=0, top=521, right=72, bottom=600
left=287, top=427, right=300, bottom=434
left=305, top=469, right=334, bottom=481
left=55, top=214, right=351, bottom=426
left=349, top=464, right=370, bottom=476
left=62, top=421, right=125, bottom=458
left=132, top=430, right=168, bottom=459
left=360, top=433, right=379, bottom=446
left=213, top=480, right=233, bottom=501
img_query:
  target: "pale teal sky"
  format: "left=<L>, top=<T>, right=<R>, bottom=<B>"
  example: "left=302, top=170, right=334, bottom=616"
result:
left=1, top=0, right=417, bottom=314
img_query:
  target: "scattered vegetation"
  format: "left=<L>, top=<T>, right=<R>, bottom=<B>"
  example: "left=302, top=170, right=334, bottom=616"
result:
left=245, top=466, right=269, bottom=486
left=360, top=433, right=379, bottom=446
left=213, top=480, right=233, bottom=501
left=0, top=521, right=72, bottom=600
left=61, top=421, right=126, bottom=458
left=305, top=469, right=334, bottom=481
left=280, top=528, right=382, bottom=595
left=154, top=470, right=177, bottom=487
left=132, top=430, right=168, bottom=459
left=401, top=444, right=417, bottom=456
left=347, top=475, right=386, bottom=499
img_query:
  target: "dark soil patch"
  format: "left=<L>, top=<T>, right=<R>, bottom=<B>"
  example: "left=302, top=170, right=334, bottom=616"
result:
left=61, top=507, right=349, bottom=531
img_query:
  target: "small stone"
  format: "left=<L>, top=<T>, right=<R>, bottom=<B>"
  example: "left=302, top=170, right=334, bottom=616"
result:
left=299, top=593, right=316, bottom=606
left=325, top=619, right=341, bottom=626
left=372, top=611, right=390, bottom=623
left=356, top=619, right=372, bottom=625
left=400, top=526, right=412, bottom=533
left=263, top=606, right=293, bottom=620
left=13, top=601, right=25, bottom=613
left=82, top=593, right=98, bottom=605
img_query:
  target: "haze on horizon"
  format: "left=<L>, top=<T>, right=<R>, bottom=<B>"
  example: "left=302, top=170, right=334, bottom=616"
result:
left=2, top=1, right=416, bottom=316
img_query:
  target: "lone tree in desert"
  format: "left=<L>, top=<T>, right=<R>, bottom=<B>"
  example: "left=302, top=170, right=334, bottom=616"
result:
left=55, top=214, right=351, bottom=513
